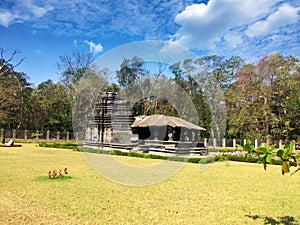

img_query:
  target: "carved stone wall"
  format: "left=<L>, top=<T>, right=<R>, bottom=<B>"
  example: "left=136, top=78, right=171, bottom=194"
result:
left=85, top=92, right=134, bottom=146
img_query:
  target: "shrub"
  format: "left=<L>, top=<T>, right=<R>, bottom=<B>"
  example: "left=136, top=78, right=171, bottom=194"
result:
left=197, top=157, right=216, bottom=164
left=39, top=142, right=79, bottom=151
left=167, top=156, right=188, bottom=162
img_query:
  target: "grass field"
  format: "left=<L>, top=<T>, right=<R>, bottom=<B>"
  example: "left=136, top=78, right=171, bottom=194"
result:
left=1, top=144, right=300, bottom=224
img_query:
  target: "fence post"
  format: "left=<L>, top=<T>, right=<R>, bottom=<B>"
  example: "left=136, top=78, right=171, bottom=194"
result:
left=279, top=140, right=282, bottom=149
left=233, top=139, right=236, bottom=148
left=24, top=130, right=28, bottom=139
left=57, top=131, right=60, bottom=141
left=255, top=139, right=258, bottom=149
left=75, top=132, right=79, bottom=142
left=293, top=140, right=296, bottom=151
left=36, top=130, right=39, bottom=140
left=46, top=131, right=50, bottom=141
left=204, top=138, right=207, bottom=147
left=13, top=129, right=16, bottom=139
left=0, top=129, right=3, bottom=142
left=243, top=139, right=247, bottom=145
left=66, top=132, right=69, bottom=141
left=222, top=138, right=226, bottom=148
left=213, top=138, right=216, bottom=148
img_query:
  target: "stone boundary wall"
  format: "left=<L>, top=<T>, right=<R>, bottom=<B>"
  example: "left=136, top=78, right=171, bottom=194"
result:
left=0, top=129, right=78, bottom=142
left=0, top=128, right=296, bottom=150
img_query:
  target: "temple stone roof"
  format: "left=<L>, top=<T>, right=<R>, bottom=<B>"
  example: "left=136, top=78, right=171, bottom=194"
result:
left=131, top=115, right=206, bottom=131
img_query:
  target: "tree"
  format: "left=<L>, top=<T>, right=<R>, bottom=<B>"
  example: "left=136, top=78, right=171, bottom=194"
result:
left=0, top=48, right=31, bottom=129
left=57, top=50, right=94, bottom=92
left=27, top=80, right=72, bottom=132
left=227, top=53, right=300, bottom=141
left=117, top=57, right=166, bottom=115
left=0, top=48, right=24, bottom=77
left=169, top=60, right=211, bottom=137
left=72, top=68, right=111, bottom=139
left=168, top=56, right=244, bottom=141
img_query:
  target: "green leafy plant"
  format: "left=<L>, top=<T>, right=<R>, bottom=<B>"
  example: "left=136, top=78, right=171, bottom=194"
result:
left=238, top=140, right=300, bottom=175
left=255, top=143, right=276, bottom=170
left=276, top=141, right=300, bottom=175
left=236, top=140, right=255, bottom=156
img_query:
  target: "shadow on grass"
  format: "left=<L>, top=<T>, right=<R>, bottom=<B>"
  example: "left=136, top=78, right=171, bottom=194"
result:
left=35, top=176, right=73, bottom=181
left=245, top=214, right=299, bottom=225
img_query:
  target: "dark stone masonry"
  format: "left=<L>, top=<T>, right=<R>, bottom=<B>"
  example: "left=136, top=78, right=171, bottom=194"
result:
left=85, top=91, right=208, bottom=156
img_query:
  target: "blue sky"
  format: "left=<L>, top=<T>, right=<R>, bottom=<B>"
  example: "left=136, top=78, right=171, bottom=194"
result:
left=0, top=0, right=300, bottom=85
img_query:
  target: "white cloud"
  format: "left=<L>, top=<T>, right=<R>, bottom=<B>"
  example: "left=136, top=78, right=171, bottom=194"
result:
left=246, top=4, right=300, bottom=37
left=171, top=0, right=278, bottom=50
left=170, top=0, right=300, bottom=57
left=28, top=4, right=53, bottom=18
left=0, top=0, right=198, bottom=39
left=0, top=0, right=53, bottom=27
left=84, top=40, right=103, bottom=54
left=223, top=32, right=243, bottom=49
left=0, top=10, right=18, bottom=27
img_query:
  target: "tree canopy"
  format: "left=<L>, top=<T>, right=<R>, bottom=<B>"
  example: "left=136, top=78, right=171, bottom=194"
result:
left=1, top=46, right=300, bottom=144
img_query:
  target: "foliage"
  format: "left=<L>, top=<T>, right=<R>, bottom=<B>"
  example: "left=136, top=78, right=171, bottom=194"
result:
left=237, top=140, right=300, bottom=175
left=0, top=48, right=31, bottom=130
left=39, top=142, right=79, bottom=151
left=57, top=50, right=93, bottom=92
left=276, top=141, right=299, bottom=175
left=2, top=46, right=300, bottom=144
left=31, top=132, right=43, bottom=138
left=27, top=80, right=72, bottom=132
left=236, top=139, right=255, bottom=156
left=226, top=54, right=300, bottom=140
left=40, top=143, right=216, bottom=164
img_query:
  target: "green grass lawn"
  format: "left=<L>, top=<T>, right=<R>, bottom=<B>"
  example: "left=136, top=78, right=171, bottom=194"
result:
left=1, top=144, right=300, bottom=224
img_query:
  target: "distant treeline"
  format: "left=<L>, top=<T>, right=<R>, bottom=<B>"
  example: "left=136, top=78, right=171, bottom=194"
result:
left=1, top=48, right=300, bottom=141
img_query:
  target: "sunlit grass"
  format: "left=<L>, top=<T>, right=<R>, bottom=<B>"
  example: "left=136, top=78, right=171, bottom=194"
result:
left=1, top=144, right=300, bottom=224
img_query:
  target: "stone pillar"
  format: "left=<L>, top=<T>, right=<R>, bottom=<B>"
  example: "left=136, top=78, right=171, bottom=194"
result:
left=106, top=128, right=112, bottom=143
left=243, top=139, right=247, bottom=146
left=85, top=127, right=91, bottom=142
left=24, top=130, right=28, bottom=139
left=0, top=129, right=4, bottom=141
left=93, top=127, right=98, bottom=143
left=213, top=138, right=216, bottom=148
left=13, top=130, right=16, bottom=139
left=293, top=140, right=296, bottom=151
left=279, top=140, right=282, bottom=149
left=75, top=132, right=79, bottom=142
left=66, top=132, right=69, bottom=141
left=36, top=130, right=39, bottom=140
left=222, top=138, right=226, bottom=148
left=254, top=139, right=258, bottom=149
left=233, top=139, right=236, bottom=148
left=57, top=131, right=60, bottom=141
left=194, top=131, right=199, bottom=142
left=46, top=131, right=50, bottom=141
left=187, top=131, right=193, bottom=142
left=204, top=138, right=207, bottom=146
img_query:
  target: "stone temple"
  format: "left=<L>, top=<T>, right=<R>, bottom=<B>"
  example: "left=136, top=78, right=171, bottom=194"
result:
left=85, top=92, right=136, bottom=149
left=85, top=91, right=208, bottom=156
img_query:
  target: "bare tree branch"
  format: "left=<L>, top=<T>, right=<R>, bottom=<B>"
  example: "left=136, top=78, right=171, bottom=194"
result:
left=0, top=48, right=25, bottom=76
